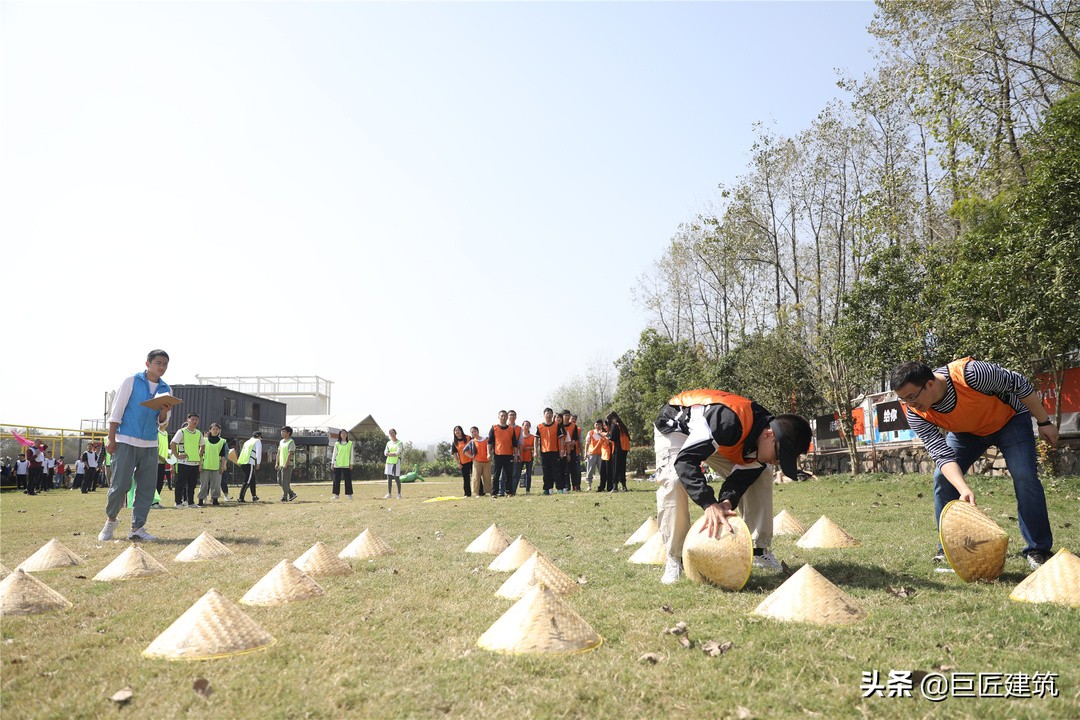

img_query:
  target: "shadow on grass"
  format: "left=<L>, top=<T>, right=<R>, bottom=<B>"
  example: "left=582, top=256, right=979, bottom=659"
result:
left=743, top=560, right=953, bottom=593
left=148, top=536, right=281, bottom=547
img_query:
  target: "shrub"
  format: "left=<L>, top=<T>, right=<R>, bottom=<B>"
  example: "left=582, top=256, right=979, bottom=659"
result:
left=627, top=446, right=654, bottom=477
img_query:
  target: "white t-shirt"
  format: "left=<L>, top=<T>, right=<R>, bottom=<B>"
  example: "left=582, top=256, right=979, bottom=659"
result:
left=16, top=460, right=28, bottom=474
left=84, top=450, right=98, bottom=469
left=172, top=428, right=203, bottom=466
left=75, top=460, right=86, bottom=474
left=109, top=375, right=169, bottom=448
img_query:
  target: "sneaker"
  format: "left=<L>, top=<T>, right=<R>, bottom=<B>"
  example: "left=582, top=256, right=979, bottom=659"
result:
left=661, top=557, right=682, bottom=585
left=212, top=499, right=220, bottom=506
left=238, top=497, right=247, bottom=503
left=383, top=493, right=391, bottom=499
left=175, top=502, right=186, bottom=509
left=396, top=493, right=402, bottom=499
left=1026, top=551, right=1053, bottom=570
left=222, top=495, right=232, bottom=502
left=188, top=503, right=200, bottom=509
left=98, top=519, right=118, bottom=542
left=128, top=527, right=158, bottom=542
left=150, top=502, right=161, bottom=509
left=288, top=492, right=297, bottom=502
left=332, top=494, right=340, bottom=500
left=753, top=550, right=781, bottom=571
left=281, top=496, right=289, bottom=503
left=197, top=501, right=205, bottom=508
left=251, top=496, right=260, bottom=502
left=932, top=551, right=946, bottom=564
left=346, top=495, right=353, bottom=500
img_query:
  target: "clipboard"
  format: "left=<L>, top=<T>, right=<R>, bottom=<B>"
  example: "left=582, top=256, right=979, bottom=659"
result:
left=140, top=394, right=183, bottom=411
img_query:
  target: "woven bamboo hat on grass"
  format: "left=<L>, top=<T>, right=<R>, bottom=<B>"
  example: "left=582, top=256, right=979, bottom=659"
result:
left=796, top=516, right=860, bottom=549
left=753, top=564, right=867, bottom=625
left=496, top=551, right=579, bottom=600
left=939, top=500, right=1009, bottom=582
left=681, top=515, right=753, bottom=590
left=93, top=545, right=169, bottom=582
left=478, top=584, right=602, bottom=655
left=624, top=517, right=659, bottom=546
left=174, top=532, right=233, bottom=562
left=466, top=524, right=513, bottom=554
left=627, top=531, right=667, bottom=565
left=295, top=541, right=354, bottom=577
left=143, top=589, right=276, bottom=660
left=488, top=536, right=539, bottom=572
left=0, top=569, right=73, bottom=616
left=339, top=529, right=394, bottom=561
left=773, top=509, right=808, bottom=537
left=1009, top=548, right=1079, bottom=607
left=17, top=539, right=84, bottom=573
left=240, top=560, right=325, bottom=606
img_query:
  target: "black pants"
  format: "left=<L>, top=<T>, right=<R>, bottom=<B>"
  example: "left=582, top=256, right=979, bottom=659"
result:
left=16, top=474, right=27, bottom=490
left=492, top=455, right=514, bottom=496
left=333, top=467, right=353, bottom=496
left=513, top=460, right=533, bottom=493
left=27, top=467, right=41, bottom=494
left=460, top=462, right=472, bottom=497
left=238, top=464, right=257, bottom=499
left=556, top=456, right=570, bottom=492
left=157, top=463, right=168, bottom=494
left=567, top=453, right=581, bottom=491
left=82, top=467, right=98, bottom=492
left=175, top=464, right=199, bottom=505
left=612, top=448, right=628, bottom=490
left=598, top=459, right=610, bottom=492
left=540, top=452, right=560, bottom=493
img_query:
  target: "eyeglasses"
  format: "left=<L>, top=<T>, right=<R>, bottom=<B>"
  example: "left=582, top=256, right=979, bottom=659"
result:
left=899, top=382, right=928, bottom=405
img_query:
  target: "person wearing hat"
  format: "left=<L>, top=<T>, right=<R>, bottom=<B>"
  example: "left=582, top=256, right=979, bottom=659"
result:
left=890, top=358, right=1057, bottom=570
left=236, top=431, right=263, bottom=502
left=653, top=389, right=812, bottom=584
left=97, top=349, right=173, bottom=542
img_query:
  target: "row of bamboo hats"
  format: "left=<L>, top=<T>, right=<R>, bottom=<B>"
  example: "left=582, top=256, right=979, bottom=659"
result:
left=0, top=529, right=398, bottom=661
left=465, top=523, right=601, bottom=655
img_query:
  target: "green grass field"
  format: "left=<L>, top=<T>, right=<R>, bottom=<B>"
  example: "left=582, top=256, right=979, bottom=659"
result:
left=2, top=473, right=1078, bottom=720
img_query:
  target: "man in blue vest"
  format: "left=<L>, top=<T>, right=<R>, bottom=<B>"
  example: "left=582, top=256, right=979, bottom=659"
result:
left=98, top=349, right=173, bottom=542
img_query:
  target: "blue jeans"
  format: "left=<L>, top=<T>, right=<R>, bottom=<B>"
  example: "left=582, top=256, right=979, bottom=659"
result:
left=932, top=412, right=1052, bottom=555
left=514, top=460, right=533, bottom=492
left=105, top=443, right=159, bottom=530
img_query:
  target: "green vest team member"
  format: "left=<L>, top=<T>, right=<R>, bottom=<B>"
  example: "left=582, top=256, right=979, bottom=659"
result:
left=277, top=426, right=297, bottom=503
left=332, top=429, right=354, bottom=499
left=198, top=422, right=228, bottom=506
left=97, top=349, right=173, bottom=543
left=384, top=428, right=403, bottom=499
left=237, top=431, right=263, bottom=502
left=171, top=413, right=202, bottom=507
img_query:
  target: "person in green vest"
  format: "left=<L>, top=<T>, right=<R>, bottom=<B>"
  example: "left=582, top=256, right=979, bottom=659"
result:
left=331, top=429, right=354, bottom=500
left=154, top=420, right=169, bottom=506
left=384, top=428, right=403, bottom=499
left=198, top=422, right=228, bottom=506
left=277, top=426, right=297, bottom=503
left=237, top=431, right=262, bottom=502
left=170, top=413, right=202, bottom=508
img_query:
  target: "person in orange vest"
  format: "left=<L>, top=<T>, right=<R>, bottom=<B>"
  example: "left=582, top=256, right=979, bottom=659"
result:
left=514, top=419, right=536, bottom=494
left=463, top=426, right=492, bottom=498
left=561, top=411, right=582, bottom=492
left=535, top=407, right=563, bottom=495
left=890, top=359, right=1057, bottom=570
left=605, top=411, right=631, bottom=492
left=584, top=419, right=605, bottom=491
left=597, top=420, right=614, bottom=492
left=654, top=390, right=812, bottom=585
left=451, top=425, right=473, bottom=498
left=487, top=410, right=518, bottom=497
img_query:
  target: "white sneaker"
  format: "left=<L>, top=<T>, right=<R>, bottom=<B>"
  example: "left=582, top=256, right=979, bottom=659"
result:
left=661, top=557, right=682, bottom=585
left=128, top=527, right=158, bottom=542
left=753, top=549, right=781, bottom=571
left=175, top=502, right=186, bottom=509
left=98, top=519, right=118, bottom=542
left=346, top=495, right=353, bottom=500
left=396, top=493, right=402, bottom=499
left=383, top=493, right=391, bottom=499
left=331, top=494, right=339, bottom=500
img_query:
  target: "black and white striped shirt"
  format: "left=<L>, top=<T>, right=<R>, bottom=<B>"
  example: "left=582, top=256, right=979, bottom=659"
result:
left=906, top=360, right=1034, bottom=469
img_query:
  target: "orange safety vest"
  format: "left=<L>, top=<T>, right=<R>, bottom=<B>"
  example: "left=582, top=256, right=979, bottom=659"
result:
left=618, top=429, right=631, bottom=451
left=492, top=425, right=515, bottom=456
left=600, top=437, right=612, bottom=461
left=906, top=357, right=1015, bottom=436
left=564, top=423, right=579, bottom=453
left=471, top=438, right=490, bottom=463
left=668, top=389, right=756, bottom=465
left=537, top=422, right=561, bottom=453
left=455, top=439, right=472, bottom=465
left=519, top=433, right=535, bottom=462
left=586, top=430, right=604, bottom=456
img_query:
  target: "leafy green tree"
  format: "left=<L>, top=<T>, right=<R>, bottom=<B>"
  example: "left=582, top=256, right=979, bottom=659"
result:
left=707, top=331, right=824, bottom=416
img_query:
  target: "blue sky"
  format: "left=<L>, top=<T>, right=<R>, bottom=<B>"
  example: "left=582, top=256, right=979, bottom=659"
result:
left=0, top=1, right=877, bottom=445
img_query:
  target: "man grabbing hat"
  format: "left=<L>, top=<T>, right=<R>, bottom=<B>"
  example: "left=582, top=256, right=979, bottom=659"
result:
left=653, top=389, right=812, bottom=585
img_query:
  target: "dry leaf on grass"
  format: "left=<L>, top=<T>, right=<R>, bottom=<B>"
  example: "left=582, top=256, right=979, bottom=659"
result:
left=736, top=706, right=752, bottom=719
left=701, top=640, right=733, bottom=657
left=110, top=687, right=133, bottom=705
left=887, top=586, right=917, bottom=598
left=659, top=604, right=674, bottom=614
left=193, top=678, right=212, bottom=698
left=677, top=635, right=693, bottom=649
left=664, top=621, right=688, bottom=636
left=576, top=575, right=588, bottom=585
left=638, top=652, right=663, bottom=664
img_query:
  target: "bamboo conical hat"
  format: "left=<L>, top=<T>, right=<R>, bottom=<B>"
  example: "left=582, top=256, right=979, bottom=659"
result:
left=339, top=529, right=395, bottom=560
left=240, top=560, right=326, bottom=606
left=17, top=539, right=84, bottom=572
left=496, top=551, right=579, bottom=600
left=1009, top=548, right=1080, bottom=607
left=295, top=541, right=354, bottom=577
left=93, top=545, right=169, bottom=582
left=624, top=517, right=660, bottom=546
left=773, top=509, right=808, bottom=536
left=753, top=564, right=867, bottom=625
left=478, top=584, right=602, bottom=655
left=0, top=569, right=73, bottom=616
left=142, top=588, right=276, bottom=660
left=488, top=536, right=539, bottom=572
left=628, top=530, right=667, bottom=565
left=681, top=515, right=753, bottom=590
left=174, top=532, right=233, bottom=562
left=939, top=500, right=1009, bottom=582
left=466, top=524, right=514, bottom=554
left=796, top=516, right=860, bottom=548
left=0, top=563, right=9, bottom=580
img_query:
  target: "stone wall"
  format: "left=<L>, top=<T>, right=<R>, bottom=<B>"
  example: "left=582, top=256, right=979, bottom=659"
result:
left=812, top=437, right=1080, bottom=477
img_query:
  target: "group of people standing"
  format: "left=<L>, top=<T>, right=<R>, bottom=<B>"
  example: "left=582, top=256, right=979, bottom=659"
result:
left=449, top=408, right=631, bottom=498
left=8, top=440, right=106, bottom=494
